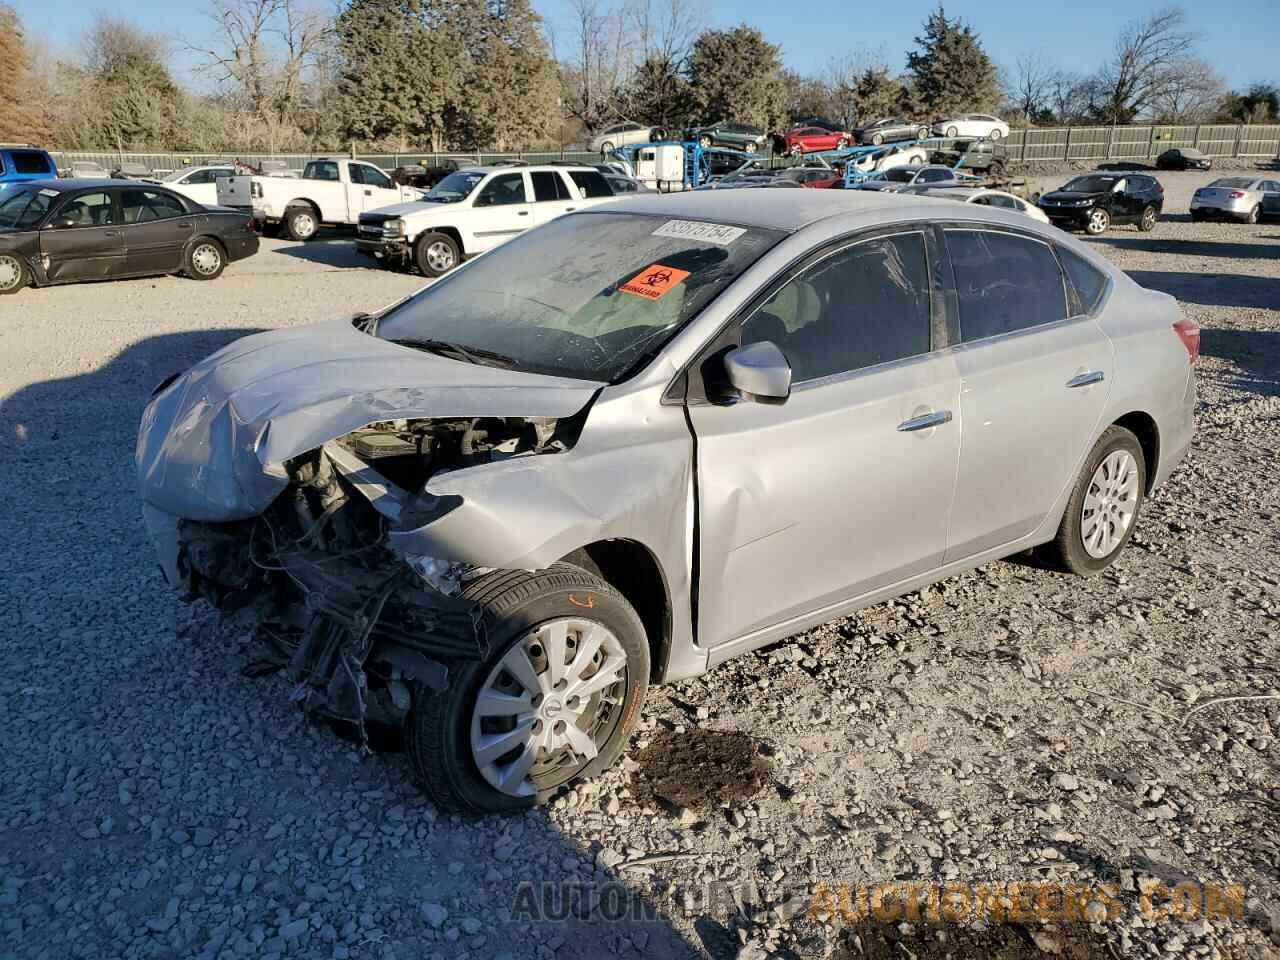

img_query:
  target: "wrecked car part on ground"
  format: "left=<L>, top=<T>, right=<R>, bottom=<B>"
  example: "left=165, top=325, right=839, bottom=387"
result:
left=140, top=194, right=1195, bottom=813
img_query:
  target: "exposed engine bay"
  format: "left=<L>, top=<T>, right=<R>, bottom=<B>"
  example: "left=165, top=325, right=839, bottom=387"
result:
left=170, top=414, right=583, bottom=744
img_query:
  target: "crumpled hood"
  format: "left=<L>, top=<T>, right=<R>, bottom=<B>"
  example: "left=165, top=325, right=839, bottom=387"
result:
left=136, top=317, right=601, bottom=522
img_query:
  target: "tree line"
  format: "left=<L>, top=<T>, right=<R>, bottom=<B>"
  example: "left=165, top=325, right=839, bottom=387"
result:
left=1, top=1, right=1276, bottom=153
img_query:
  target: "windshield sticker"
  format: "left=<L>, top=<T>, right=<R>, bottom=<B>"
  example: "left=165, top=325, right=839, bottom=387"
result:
left=39, top=189, right=60, bottom=198
left=651, top=220, right=746, bottom=246
left=619, top=264, right=691, bottom=300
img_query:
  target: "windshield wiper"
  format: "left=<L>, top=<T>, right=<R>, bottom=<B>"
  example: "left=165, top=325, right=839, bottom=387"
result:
left=352, top=311, right=379, bottom=335
left=389, top=338, right=517, bottom=368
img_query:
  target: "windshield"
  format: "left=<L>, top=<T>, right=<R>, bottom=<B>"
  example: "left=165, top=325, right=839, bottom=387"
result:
left=426, top=171, right=486, bottom=203
left=1062, top=175, right=1117, bottom=193
left=375, top=212, right=785, bottom=382
left=1209, top=177, right=1253, bottom=189
left=0, top=187, right=57, bottom=229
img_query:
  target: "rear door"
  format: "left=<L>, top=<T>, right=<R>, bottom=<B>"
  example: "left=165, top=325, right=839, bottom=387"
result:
left=1261, top=181, right=1280, bottom=217
left=466, top=172, right=532, bottom=252
left=940, top=227, right=1113, bottom=562
left=565, top=169, right=615, bottom=209
left=39, top=190, right=125, bottom=281
left=528, top=170, right=577, bottom=226
left=688, top=227, right=961, bottom=647
left=118, top=188, right=195, bottom=275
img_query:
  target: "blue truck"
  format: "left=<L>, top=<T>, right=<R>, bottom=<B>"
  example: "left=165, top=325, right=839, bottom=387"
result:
left=0, top=146, right=58, bottom=185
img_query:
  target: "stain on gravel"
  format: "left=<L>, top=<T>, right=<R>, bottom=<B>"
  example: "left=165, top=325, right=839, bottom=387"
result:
left=631, top=729, right=772, bottom=809
left=830, top=920, right=1112, bottom=959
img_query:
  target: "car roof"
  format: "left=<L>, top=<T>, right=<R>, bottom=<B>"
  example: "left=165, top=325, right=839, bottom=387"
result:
left=460, top=164, right=603, bottom=175
left=8, top=178, right=119, bottom=191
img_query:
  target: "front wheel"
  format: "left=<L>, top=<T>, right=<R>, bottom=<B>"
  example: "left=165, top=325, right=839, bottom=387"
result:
left=184, top=239, right=226, bottom=280
left=599, top=141, right=615, bottom=156
left=1246, top=204, right=1261, bottom=225
left=989, top=128, right=1003, bottom=140
left=1045, top=425, right=1146, bottom=575
left=1085, top=206, right=1111, bottom=235
left=698, top=135, right=712, bottom=149
left=406, top=565, right=650, bottom=813
left=871, top=133, right=884, bottom=146
left=789, top=145, right=803, bottom=158
left=946, top=126, right=958, bottom=137
left=916, top=126, right=930, bottom=140
left=744, top=141, right=758, bottom=153
left=414, top=231, right=460, bottom=278
left=836, top=136, right=849, bottom=149
left=0, top=253, right=28, bottom=295
left=1138, top=205, right=1158, bottom=232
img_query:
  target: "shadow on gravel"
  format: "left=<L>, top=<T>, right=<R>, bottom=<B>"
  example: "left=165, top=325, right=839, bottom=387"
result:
left=830, top=918, right=1112, bottom=959
left=1103, top=237, right=1280, bottom=260
left=1123, top=270, right=1280, bottom=310
left=270, top=235, right=390, bottom=270
left=1199, top=327, right=1280, bottom=395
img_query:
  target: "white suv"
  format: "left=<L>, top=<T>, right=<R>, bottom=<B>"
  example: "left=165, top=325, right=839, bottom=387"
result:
left=357, top=164, right=617, bottom=277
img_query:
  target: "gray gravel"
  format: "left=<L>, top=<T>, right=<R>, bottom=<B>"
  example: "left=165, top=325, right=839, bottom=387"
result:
left=1, top=170, right=1277, bottom=959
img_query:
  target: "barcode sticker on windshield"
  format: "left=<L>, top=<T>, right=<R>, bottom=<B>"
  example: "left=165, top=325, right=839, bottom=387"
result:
left=652, top=220, right=746, bottom=246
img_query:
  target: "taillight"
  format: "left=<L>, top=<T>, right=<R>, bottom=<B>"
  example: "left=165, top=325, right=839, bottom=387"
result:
left=1228, top=190, right=1245, bottom=198
left=251, top=181, right=263, bottom=198
left=1173, top=318, right=1200, bottom=363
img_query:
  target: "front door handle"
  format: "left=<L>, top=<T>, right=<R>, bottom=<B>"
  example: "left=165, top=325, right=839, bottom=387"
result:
left=103, top=230, right=120, bottom=237
left=177, top=222, right=191, bottom=228
left=566, top=207, right=577, bottom=212
left=517, top=210, right=529, bottom=216
left=1066, top=370, right=1105, bottom=388
left=898, top=410, right=953, bottom=432
left=364, top=189, right=372, bottom=196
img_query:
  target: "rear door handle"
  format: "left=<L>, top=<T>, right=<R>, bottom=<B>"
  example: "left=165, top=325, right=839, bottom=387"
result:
left=364, top=189, right=372, bottom=196
left=898, top=410, right=953, bottom=432
left=177, top=222, right=191, bottom=228
left=103, top=230, right=120, bottom=237
left=566, top=207, right=577, bottom=212
left=1066, top=370, right=1105, bottom=388
left=517, top=210, right=529, bottom=216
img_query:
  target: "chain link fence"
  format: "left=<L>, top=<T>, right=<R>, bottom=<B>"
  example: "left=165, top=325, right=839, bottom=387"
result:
left=49, top=124, right=1280, bottom=176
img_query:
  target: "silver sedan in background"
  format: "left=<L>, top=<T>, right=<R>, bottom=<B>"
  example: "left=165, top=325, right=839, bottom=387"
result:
left=1190, top=176, right=1280, bottom=223
left=137, top=191, right=1198, bottom=813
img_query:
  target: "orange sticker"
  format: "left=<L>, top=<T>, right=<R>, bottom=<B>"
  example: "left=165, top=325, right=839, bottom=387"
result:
left=619, top=264, right=691, bottom=300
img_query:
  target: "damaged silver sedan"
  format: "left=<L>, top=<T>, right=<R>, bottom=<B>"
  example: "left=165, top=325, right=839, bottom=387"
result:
left=138, top=191, right=1197, bottom=813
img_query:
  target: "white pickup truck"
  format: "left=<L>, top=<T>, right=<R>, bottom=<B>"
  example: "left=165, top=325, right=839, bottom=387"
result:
left=216, top=157, right=425, bottom=240
left=355, top=163, right=617, bottom=277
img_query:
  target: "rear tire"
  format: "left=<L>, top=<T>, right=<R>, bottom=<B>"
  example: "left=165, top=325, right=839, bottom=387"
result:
left=599, top=141, right=615, bottom=156
left=990, top=128, right=1004, bottom=140
left=405, top=565, right=650, bottom=814
left=946, top=126, right=958, bottom=137
left=1246, top=204, right=1261, bottom=225
left=1138, top=205, right=1158, bottom=232
left=0, top=253, right=28, bottom=295
left=414, top=231, right=460, bottom=278
left=284, top=205, right=319, bottom=241
left=1044, top=425, right=1146, bottom=576
left=184, top=239, right=226, bottom=280
left=916, top=126, right=930, bottom=140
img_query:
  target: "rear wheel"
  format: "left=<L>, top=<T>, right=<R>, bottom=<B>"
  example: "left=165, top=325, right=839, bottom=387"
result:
left=1190, top=210, right=1205, bottom=222
left=744, top=141, right=758, bottom=154
left=184, top=239, right=226, bottom=280
left=989, top=128, right=1003, bottom=140
left=1085, top=206, right=1111, bottom=235
left=414, top=231, right=460, bottom=278
left=789, top=145, right=803, bottom=158
left=405, top=565, right=649, bottom=814
left=871, top=133, right=884, bottom=146
left=698, top=135, right=712, bottom=149
left=0, top=253, right=28, bottom=295
left=1045, top=426, right=1146, bottom=575
left=916, top=126, right=930, bottom=140
left=946, top=126, right=958, bottom=137
left=599, top=141, right=615, bottom=156
left=836, top=136, right=849, bottom=149
left=284, top=205, right=319, bottom=241
left=1246, top=204, right=1261, bottom=225
left=1138, top=205, right=1158, bottom=232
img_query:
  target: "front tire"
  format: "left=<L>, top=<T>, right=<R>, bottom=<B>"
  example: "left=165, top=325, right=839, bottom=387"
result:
left=1246, top=204, right=1261, bottom=225
left=406, top=565, right=650, bottom=814
left=744, top=141, right=758, bottom=154
left=184, top=239, right=226, bottom=280
left=284, top=205, right=319, bottom=241
left=916, top=126, right=930, bottom=140
left=1085, top=206, right=1111, bottom=235
left=0, top=253, right=28, bottom=295
left=414, top=231, right=460, bottom=278
left=871, top=133, right=884, bottom=146
left=946, top=126, right=958, bottom=137
left=1045, top=426, right=1146, bottom=575
left=989, top=128, right=1003, bottom=140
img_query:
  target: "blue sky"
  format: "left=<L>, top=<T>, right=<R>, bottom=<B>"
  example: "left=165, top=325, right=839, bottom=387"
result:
left=11, top=0, right=1276, bottom=90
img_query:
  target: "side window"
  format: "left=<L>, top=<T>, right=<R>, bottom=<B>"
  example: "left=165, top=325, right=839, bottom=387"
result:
left=476, top=173, right=527, bottom=205
left=1057, top=246, right=1108, bottom=316
left=946, top=230, right=1068, bottom=341
left=306, top=161, right=340, bottom=181
left=741, top=232, right=933, bottom=383
left=531, top=171, right=571, bottom=202
left=568, top=170, right=612, bottom=198
left=58, top=192, right=115, bottom=227
left=12, top=151, right=53, bottom=174
left=918, top=169, right=950, bottom=183
left=121, top=189, right=186, bottom=223
left=357, top=164, right=392, bottom=189
left=182, top=170, right=210, bottom=185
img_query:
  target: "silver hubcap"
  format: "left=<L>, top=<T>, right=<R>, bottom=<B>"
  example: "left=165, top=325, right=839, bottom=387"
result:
left=293, top=213, right=315, bottom=237
left=191, top=244, right=221, bottom=275
left=1089, top=209, right=1108, bottom=231
left=425, top=241, right=455, bottom=272
left=1143, top=209, right=1155, bottom=228
left=1081, top=450, right=1139, bottom=558
left=0, top=256, right=20, bottom=290
left=471, top=618, right=628, bottom=797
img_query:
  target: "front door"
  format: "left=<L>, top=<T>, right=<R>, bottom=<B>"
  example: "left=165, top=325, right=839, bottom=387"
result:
left=119, top=188, right=194, bottom=275
left=687, top=229, right=961, bottom=647
left=349, top=162, right=403, bottom=212
left=940, top=227, right=1113, bottom=562
left=467, top=172, right=532, bottom=253
left=39, top=190, right=124, bottom=281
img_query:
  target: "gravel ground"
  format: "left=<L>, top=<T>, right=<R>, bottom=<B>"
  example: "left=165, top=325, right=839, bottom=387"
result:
left=1, top=171, right=1277, bottom=960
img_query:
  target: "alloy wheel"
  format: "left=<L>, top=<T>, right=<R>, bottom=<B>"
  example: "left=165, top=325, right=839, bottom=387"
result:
left=191, top=243, right=222, bottom=276
left=1081, top=450, right=1140, bottom=558
left=0, top=255, right=21, bottom=291
left=425, top=240, right=456, bottom=273
left=1141, top=207, right=1157, bottom=230
left=470, top=618, right=629, bottom=797
left=1088, top=208, right=1109, bottom=233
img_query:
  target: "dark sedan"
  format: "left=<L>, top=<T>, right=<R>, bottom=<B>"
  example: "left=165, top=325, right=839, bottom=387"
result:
left=686, top=121, right=768, bottom=153
left=851, top=118, right=931, bottom=145
left=0, top=179, right=258, bottom=294
left=1156, top=147, right=1212, bottom=171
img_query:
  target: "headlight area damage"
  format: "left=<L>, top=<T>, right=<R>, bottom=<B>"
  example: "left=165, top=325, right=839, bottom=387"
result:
left=163, top=413, right=584, bottom=744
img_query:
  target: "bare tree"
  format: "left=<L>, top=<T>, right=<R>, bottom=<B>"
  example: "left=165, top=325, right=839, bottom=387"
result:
left=1004, top=52, right=1058, bottom=123
left=1095, top=7, right=1195, bottom=124
left=825, top=49, right=887, bottom=126
left=553, top=0, right=632, bottom=131
left=1147, top=55, right=1224, bottom=121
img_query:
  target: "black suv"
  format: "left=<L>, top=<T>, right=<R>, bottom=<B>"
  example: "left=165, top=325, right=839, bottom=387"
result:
left=1038, top=172, right=1163, bottom=235
left=928, top=138, right=1007, bottom=173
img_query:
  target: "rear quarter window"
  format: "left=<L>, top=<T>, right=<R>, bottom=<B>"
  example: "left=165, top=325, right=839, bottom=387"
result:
left=568, top=170, right=612, bottom=198
left=12, top=151, right=53, bottom=174
left=1057, top=247, right=1109, bottom=316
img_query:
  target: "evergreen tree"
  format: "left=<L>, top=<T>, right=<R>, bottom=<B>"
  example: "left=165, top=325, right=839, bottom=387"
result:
left=905, top=6, right=999, bottom=117
left=0, top=5, right=47, bottom=143
left=687, top=26, right=785, bottom=129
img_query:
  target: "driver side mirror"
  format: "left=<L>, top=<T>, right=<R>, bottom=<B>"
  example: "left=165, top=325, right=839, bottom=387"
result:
left=724, top=341, right=792, bottom=404
left=473, top=193, right=493, bottom=207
